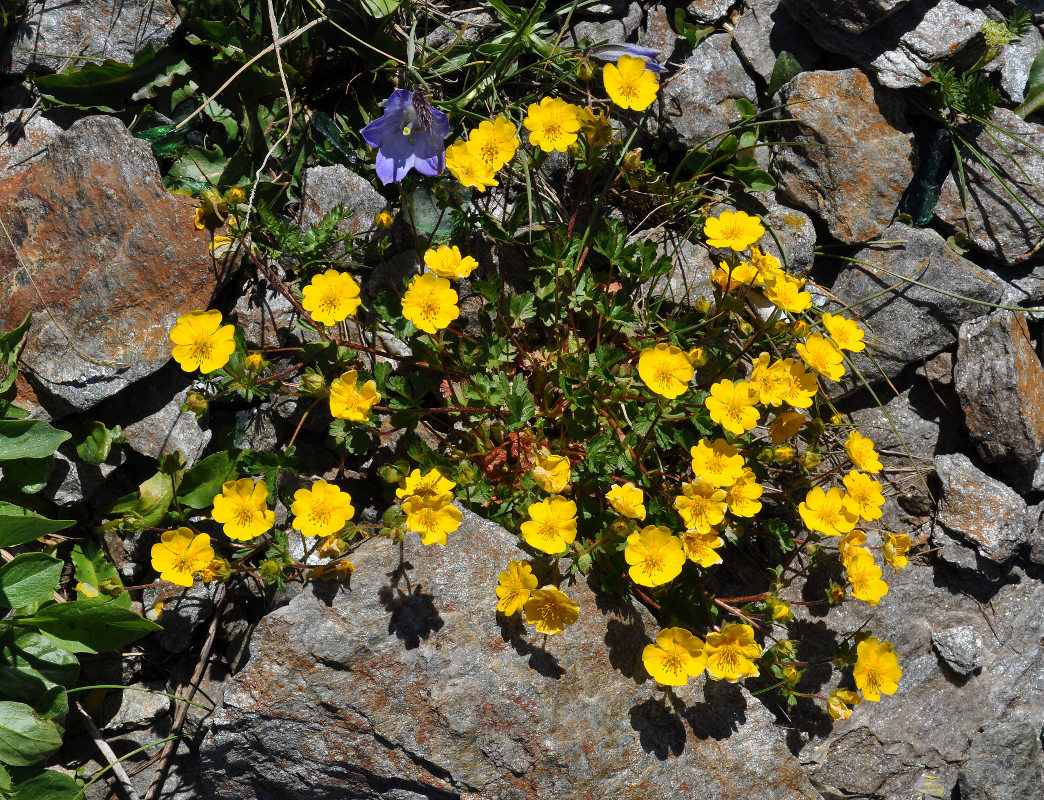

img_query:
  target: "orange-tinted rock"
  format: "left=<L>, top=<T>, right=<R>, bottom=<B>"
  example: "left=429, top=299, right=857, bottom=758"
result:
left=0, top=115, right=222, bottom=413
left=772, top=69, right=914, bottom=244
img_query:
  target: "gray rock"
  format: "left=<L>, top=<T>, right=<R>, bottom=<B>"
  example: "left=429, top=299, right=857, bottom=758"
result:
left=932, top=625, right=982, bottom=675
left=422, top=10, right=495, bottom=51
left=4, top=0, right=180, bottom=74
left=651, top=34, right=757, bottom=149
left=201, top=509, right=821, bottom=800
left=760, top=194, right=816, bottom=272
left=990, top=24, right=1044, bottom=103
left=0, top=116, right=222, bottom=414
left=42, top=448, right=119, bottom=505
left=959, top=718, right=1044, bottom=800
left=826, top=222, right=1005, bottom=388
left=795, top=557, right=1044, bottom=799
left=234, top=276, right=301, bottom=350
left=122, top=387, right=211, bottom=464
left=0, top=106, right=62, bottom=179
left=788, top=0, right=988, bottom=89
left=641, top=5, right=681, bottom=66
left=934, top=452, right=1029, bottom=563
left=640, top=230, right=716, bottom=308
left=300, top=165, right=387, bottom=240
left=143, top=581, right=221, bottom=654
left=772, top=69, right=914, bottom=244
left=686, top=0, right=735, bottom=23
left=570, top=3, right=642, bottom=45
left=954, top=310, right=1044, bottom=474
left=733, top=0, right=823, bottom=84
left=935, top=109, right=1044, bottom=265
left=781, top=0, right=912, bottom=34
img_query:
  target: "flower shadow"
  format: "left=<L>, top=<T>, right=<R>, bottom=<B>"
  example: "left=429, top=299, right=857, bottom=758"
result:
left=629, top=697, right=686, bottom=759
left=496, top=612, right=565, bottom=680
left=377, top=569, right=444, bottom=650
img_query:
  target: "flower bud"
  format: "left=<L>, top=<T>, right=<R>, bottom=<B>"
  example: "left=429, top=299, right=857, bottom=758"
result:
left=317, top=535, right=348, bottom=559
left=799, top=450, right=822, bottom=472
left=183, top=391, right=208, bottom=418
left=757, top=447, right=776, bottom=464
left=687, top=346, right=708, bottom=367
left=456, top=460, right=478, bottom=487
left=245, top=353, right=267, bottom=372
left=738, top=321, right=754, bottom=336
left=576, top=58, right=595, bottom=82
left=773, top=445, right=795, bottom=464
left=622, top=148, right=643, bottom=171
left=827, top=580, right=846, bottom=605
left=374, top=210, right=395, bottom=229
left=805, top=418, right=825, bottom=439
left=300, top=371, right=326, bottom=395
left=259, top=560, right=282, bottom=581
left=99, top=577, right=125, bottom=598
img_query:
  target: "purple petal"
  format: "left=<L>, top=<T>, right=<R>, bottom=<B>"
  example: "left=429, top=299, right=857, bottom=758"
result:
left=361, top=113, right=401, bottom=150
left=428, top=106, right=451, bottom=140
left=590, top=42, right=666, bottom=73
left=413, top=151, right=445, bottom=177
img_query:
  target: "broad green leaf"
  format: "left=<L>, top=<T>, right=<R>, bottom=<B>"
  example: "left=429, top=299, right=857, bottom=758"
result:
left=0, top=422, right=70, bottom=462
left=359, top=0, right=402, bottom=18
left=167, top=144, right=229, bottom=189
left=1017, top=48, right=1044, bottom=118
left=70, top=543, right=128, bottom=608
left=0, top=701, right=62, bottom=766
left=0, top=632, right=79, bottom=704
left=105, top=454, right=184, bottom=528
left=0, top=555, right=62, bottom=610
left=30, top=688, right=66, bottom=727
left=74, top=422, right=121, bottom=466
left=29, top=599, right=161, bottom=655
left=0, top=511, right=74, bottom=550
left=0, top=315, right=31, bottom=395
left=7, top=767, right=81, bottom=800
left=177, top=450, right=238, bottom=509
left=0, top=458, right=54, bottom=495
left=766, top=51, right=802, bottom=98
left=0, top=762, right=9, bottom=791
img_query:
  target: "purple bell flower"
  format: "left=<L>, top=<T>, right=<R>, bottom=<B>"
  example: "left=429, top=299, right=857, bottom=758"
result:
left=589, top=42, right=666, bottom=73
left=361, top=89, right=451, bottom=185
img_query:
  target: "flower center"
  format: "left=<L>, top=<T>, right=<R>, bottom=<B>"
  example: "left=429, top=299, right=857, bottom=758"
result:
left=318, top=290, right=341, bottom=314
left=655, top=365, right=674, bottom=389
left=642, top=546, right=665, bottom=575
left=662, top=647, right=685, bottom=676
left=541, top=119, right=563, bottom=141
left=233, top=502, right=256, bottom=528
left=172, top=553, right=193, bottom=573
left=420, top=297, right=442, bottom=324
left=190, top=337, right=214, bottom=364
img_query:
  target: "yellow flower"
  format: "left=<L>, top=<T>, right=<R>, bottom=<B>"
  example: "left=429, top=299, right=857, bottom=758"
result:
left=674, top=479, right=727, bottom=533
left=750, top=354, right=793, bottom=407
left=705, top=379, right=760, bottom=436
left=401, top=273, right=460, bottom=335
left=853, top=636, right=902, bottom=701
left=445, top=140, right=499, bottom=191
left=374, top=209, right=395, bottom=229
left=151, top=527, right=214, bottom=587
left=782, top=359, right=819, bottom=408
left=842, top=470, right=884, bottom=522
left=301, top=269, right=362, bottom=326
left=749, top=245, right=782, bottom=280
left=577, top=106, right=612, bottom=147
left=169, top=310, right=236, bottom=373
left=725, top=468, right=763, bottom=517
left=703, top=622, right=762, bottom=682
left=403, top=494, right=462, bottom=546
left=689, top=438, right=745, bottom=487
left=603, top=54, right=659, bottom=111
left=845, top=548, right=889, bottom=606
left=839, top=531, right=868, bottom=567
left=637, top=343, right=694, bottom=399
left=329, top=370, right=381, bottom=421
left=395, top=468, right=455, bottom=500
left=845, top=430, right=883, bottom=473
left=606, top=483, right=646, bottom=520
left=291, top=479, right=355, bottom=538
left=642, top=627, right=706, bottom=686
left=423, top=244, right=479, bottom=281
left=523, top=586, right=579, bottom=634
left=703, top=209, right=764, bottom=251
left=523, top=97, right=582, bottom=152
left=465, top=116, right=519, bottom=171
left=797, top=334, right=845, bottom=382
left=763, top=271, right=812, bottom=313
left=828, top=688, right=863, bottom=720
left=624, top=525, right=686, bottom=587
left=520, top=496, right=577, bottom=554
left=680, top=530, right=724, bottom=568
left=883, top=532, right=912, bottom=571
left=822, top=312, right=866, bottom=352
left=769, top=410, right=806, bottom=443
left=532, top=450, right=571, bottom=494
left=244, top=353, right=267, bottom=372
left=211, top=478, right=274, bottom=541
left=496, top=560, right=538, bottom=616
left=710, top=259, right=763, bottom=293
left=799, top=486, right=858, bottom=537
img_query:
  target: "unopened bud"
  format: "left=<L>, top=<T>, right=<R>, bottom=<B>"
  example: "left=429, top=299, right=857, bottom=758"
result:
left=799, top=450, right=822, bottom=472
left=577, top=58, right=595, bottom=82
left=374, top=210, right=395, bottom=229
left=300, top=371, right=326, bottom=395
left=623, top=148, right=643, bottom=171
left=183, top=391, right=208, bottom=418
left=687, top=346, right=708, bottom=367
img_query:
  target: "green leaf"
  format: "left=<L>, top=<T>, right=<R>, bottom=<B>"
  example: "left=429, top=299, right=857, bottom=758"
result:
left=177, top=450, right=239, bottom=509
left=766, top=51, right=802, bottom=98
left=70, top=543, right=128, bottom=608
left=74, top=422, right=121, bottom=466
left=0, top=458, right=54, bottom=496
left=359, top=0, right=402, bottom=18
left=0, top=316, right=31, bottom=396
left=0, top=555, right=62, bottom=610
left=106, top=454, right=184, bottom=528
left=0, top=422, right=70, bottom=462
left=1016, top=48, right=1044, bottom=118
left=28, top=599, right=161, bottom=655
left=0, top=511, right=74, bottom=550
left=0, top=763, right=9, bottom=792
left=7, top=768, right=81, bottom=800
left=0, top=632, right=79, bottom=704
left=166, top=144, right=230, bottom=189
left=30, top=689, right=65, bottom=727
left=0, top=701, right=62, bottom=766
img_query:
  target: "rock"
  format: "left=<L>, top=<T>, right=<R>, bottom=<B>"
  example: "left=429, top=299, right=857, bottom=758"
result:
left=143, top=581, right=221, bottom=654
left=958, top=718, right=1044, bottom=800
left=759, top=194, right=816, bottom=272
left=4, top=0, right=180, bottom=74
left=641, top=231, right=716, bottom=308
left=732, top=0, right=823, bottom=84
left=0, top=115, right=221, bottom=414
left=990, top=24, right=1044, bottom=103
left=0, top=105, right=62, bottom=179
left=795, top=557, right=1044, bottom=799
left=781, top=0, right=911, bottom=34
left=652, top=34, right=757, bottom=149
left=787, top=0, right=987, bottom=89
left=934, top=452, right=1029, bottom=564
left=201, top=509, right=821, bottom=800
left=300, top=165, right=387, bottom=240
left=686, top=0, right=735, bottom=23
left=772, top=69, right=914, bottom=244
left=641, top=5, right=681, bottom=66
left=954, top=310, right=1044, bottom=475
left=422, top=10, right=495, bottom=51
left=233, top=276, right=301, bottom=349
left=825, top=222, right=1005, bottom=388
left=570, top=3, right=642, bottom=45
left=935, top=109, right=1044, bottom=265
left=41, top=447, right=120, bottom=505
left=932, top=625, right=982, bottom=676
left=121, top=387, right=210, bottom=464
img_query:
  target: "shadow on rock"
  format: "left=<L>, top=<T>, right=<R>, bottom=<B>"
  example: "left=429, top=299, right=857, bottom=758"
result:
left=680, top=680, right=747, bottom=741
left=496, top=612, right=564, bottom=679
left=378, top=583, right=444, bottom=649
left=629, top=697, right=686, bottom=760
